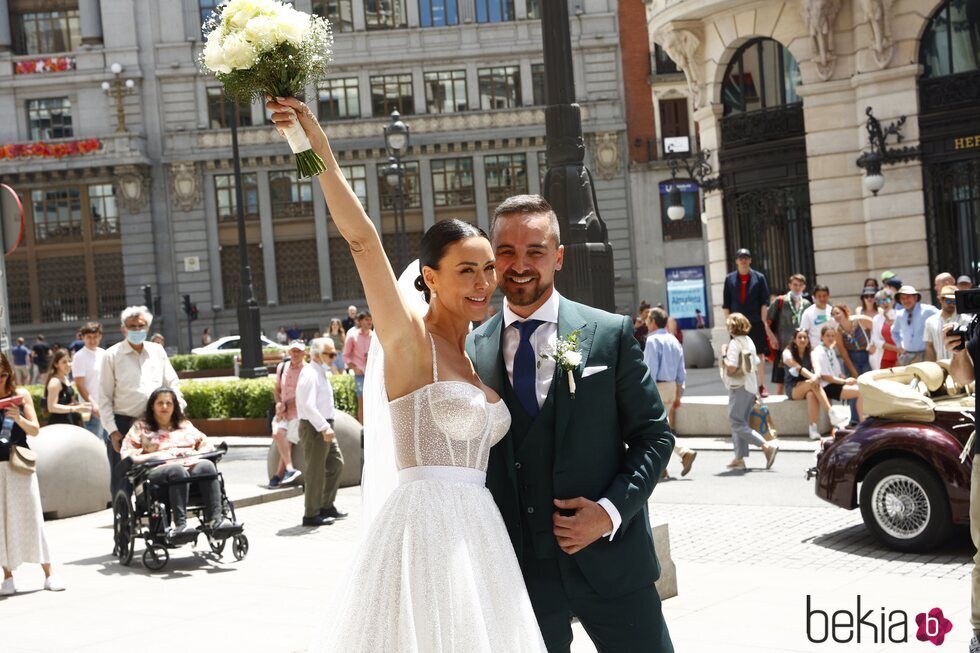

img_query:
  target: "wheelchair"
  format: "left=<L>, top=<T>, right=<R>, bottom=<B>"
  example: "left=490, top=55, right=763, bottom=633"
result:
left=112, top=442, right=248, bottom=571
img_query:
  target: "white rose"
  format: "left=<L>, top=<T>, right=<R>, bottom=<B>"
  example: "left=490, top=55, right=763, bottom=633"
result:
left=563, top=351, right=582, bottom=367
left=276, top=5, right=309, bottom=45
left=222, top=33, right=257, bottom=70
left=244, top=15, right=283, bottom=46
left=224, top=0, right=263, bottom=29
left=203, top=37, right=231, bottom=74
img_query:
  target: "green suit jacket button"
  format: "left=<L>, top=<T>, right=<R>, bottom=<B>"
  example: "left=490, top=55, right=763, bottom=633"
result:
left=527, top=507, right=534, bottom=514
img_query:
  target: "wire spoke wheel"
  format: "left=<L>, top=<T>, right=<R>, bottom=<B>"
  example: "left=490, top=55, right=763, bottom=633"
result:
left=871, top=474, right=931, bottom=539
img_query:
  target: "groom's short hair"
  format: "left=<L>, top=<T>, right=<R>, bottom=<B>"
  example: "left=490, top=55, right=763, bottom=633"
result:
left=491, top=194, right=561, bottom=246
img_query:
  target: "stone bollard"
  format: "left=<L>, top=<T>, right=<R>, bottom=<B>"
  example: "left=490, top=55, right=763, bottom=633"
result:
left=32, top=424, right=111, bottom=519
left=682, top=329, right=715, bottom=369
left=266, top=411, right=363, bottom=487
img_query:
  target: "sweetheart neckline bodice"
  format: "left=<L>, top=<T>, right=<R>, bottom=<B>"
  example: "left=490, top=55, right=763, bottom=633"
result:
left=389, top=379, right=504, bottom=408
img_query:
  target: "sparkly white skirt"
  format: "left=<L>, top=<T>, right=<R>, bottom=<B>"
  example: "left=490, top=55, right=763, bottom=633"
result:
left=0, top=461, right=51, bottom=570
left=312, top=466, right=547, bottom=653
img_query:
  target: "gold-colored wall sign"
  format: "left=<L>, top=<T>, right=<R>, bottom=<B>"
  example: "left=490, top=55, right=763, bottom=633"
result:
left=954, top=136, right=980, bottom=150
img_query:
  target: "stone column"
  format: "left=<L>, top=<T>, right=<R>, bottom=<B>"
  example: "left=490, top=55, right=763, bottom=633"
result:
left=419, top=158, right=435, bottom=231
left=527, top=149, right=541, bottom=195
left=312, top=183, right=334, bottom=301
left=256, top=172, right=279, bottom=306
left=405, top=0, right=419, bottom=28
left=365, top=160, right=383, bottom=232
left=204, top=173, right=225, bottom=309
left=352, top=0, right=366, bottom=31
left=79, top=0, right=104, bottom=45
left=0, top=0, right=11, bottom=52
left=473, top=156, right=489, bottom=230
left=692, top=103, right=727, bottom=346
left=458, top=0, right=475, bottom=24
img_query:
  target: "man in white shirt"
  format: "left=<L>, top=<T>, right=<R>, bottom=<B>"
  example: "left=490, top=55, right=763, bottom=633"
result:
left=100, top=306, right=184, bottom=497
left=799, top=284, right=835, bottom=345
left=296, top=337, right=345, bottom=527
left=925, top=285, right=961, bottom=362
left=72, top=321, right=105, bottom=440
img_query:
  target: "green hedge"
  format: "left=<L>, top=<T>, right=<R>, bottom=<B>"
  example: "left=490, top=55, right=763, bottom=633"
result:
left=170, top=353, right=236, bottom=372
left=27, top=374, right=356, bottom=421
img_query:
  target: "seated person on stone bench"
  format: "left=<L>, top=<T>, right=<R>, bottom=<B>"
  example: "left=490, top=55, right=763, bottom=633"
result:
left=812, top=324, right=864, bottom=426
left=782, top=329, right=834, bottom=440
left=120, top=387, right=234, bottom=539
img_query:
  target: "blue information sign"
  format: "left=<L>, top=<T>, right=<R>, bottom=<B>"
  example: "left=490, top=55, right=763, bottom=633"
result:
left=665, top=266, right=708, bottom=330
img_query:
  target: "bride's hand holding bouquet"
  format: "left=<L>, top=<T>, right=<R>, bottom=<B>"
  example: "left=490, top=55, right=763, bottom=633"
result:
left=200, top=0, right=333, bottom=178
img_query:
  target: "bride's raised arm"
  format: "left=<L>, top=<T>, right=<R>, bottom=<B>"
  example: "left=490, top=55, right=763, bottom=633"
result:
left=266, top=97, right=425, bottom=356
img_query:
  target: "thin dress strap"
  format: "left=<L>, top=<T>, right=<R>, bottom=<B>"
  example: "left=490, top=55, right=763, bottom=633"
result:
left=429, top=333, right=438, bottom=382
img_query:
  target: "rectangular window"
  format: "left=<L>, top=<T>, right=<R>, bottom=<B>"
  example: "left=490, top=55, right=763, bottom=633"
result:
left=478, top=66, right=521, bottom=110
left=214, top=173, right=259, bottom=222
left=11, top=9, right=80, bottom=55
left=378, top=161, right=422, bottom=209
left=269, top=170, right=314, bottom=219
left=659, top=98, right=690, bottom=154
left=6, top=259, right=32, bottom=326
left=312, top=0, right=354, bottom=33
left=275, top=240, right=321, bottom=305
left=318, top=78, right=360, bottom=120
left=208, top=88, right=253, bottom=129
left=27, top=98, right=72, bottom=140
left=424, top=70, right=467, bottom=114
left=475, top=0, right=514, bottom=23
left=339, top=164, right=369, bottom=212
left=39, top=255, right=88, bottom=322
left=365, top=0, right=407, bottom=30
left=221, top=244, right=266, bottom=308
left=370, top=74, right=415, bottom=116
left=431, top=158, right=475, bottom=206
left=88, top=184, right=119, bottom=238
left=199, top=0, right=221, bottom=38
left=420, top=0, right=458, bottom=27
left=94, top=252, right=126, bottom=318
left=653, top=44, right=680, bottom=75
left=531, top=63, right=545, bottom=106
left=484, top=153, right=527, bottom=204
left=526, top=0, right=539, bottom=19
left=31, top=187, right=81, bottom=242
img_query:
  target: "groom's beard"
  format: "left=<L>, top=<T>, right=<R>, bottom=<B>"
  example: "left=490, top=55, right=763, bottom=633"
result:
left=500, top=274, right=553, bottom=307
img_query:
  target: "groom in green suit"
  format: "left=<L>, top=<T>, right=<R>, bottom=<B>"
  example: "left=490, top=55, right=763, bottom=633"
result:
left=466, top=195, right=675, bottom=652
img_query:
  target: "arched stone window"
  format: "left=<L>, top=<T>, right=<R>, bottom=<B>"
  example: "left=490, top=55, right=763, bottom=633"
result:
left=721, top=38, right=801, bottom=116
left=920, top=0, right=980, bottom=78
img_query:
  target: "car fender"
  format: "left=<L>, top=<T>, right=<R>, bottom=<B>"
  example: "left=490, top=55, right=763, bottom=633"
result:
left=816, top=421, right=971, bottom=521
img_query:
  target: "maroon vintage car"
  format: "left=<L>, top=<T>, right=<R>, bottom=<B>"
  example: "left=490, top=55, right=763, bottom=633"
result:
left=810, top=361, right=975, bottom=552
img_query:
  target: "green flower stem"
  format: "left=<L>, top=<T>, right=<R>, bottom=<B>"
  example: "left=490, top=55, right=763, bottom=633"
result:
left=295, top=149, right=326, bottom=178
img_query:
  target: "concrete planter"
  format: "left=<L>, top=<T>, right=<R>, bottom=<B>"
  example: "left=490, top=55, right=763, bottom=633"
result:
left=266, top=411, right=363, bottom=488
left=191, top=417, right=269, bottom=437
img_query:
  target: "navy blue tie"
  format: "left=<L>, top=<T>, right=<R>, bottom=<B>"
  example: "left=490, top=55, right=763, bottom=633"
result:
left=513, top=319, right=544, bottom=418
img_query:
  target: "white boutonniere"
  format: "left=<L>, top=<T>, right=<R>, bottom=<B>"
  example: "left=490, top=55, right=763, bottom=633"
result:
left=538, top=329, right=583, bottom=398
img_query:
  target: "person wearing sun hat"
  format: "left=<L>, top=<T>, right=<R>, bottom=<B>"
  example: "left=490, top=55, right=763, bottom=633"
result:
left=925, top=285, right=962, bottom=362
left=958, top=275, right=974, bottom=291
left=893, top=284, right=939, bottom=366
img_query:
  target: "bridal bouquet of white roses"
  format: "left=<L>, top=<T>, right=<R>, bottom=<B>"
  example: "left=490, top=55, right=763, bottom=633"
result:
left=200, top=0, right=333, bottom=178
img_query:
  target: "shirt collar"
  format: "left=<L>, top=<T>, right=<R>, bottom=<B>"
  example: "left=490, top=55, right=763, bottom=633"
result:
left=653, top=328, right=668, bottom=335
left=503, top=289, right=561, bottom=329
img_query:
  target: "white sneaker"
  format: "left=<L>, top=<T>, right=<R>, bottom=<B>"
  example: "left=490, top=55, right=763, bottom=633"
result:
left=0, top=577, right=14, bottom=595
left=43, top=575, right=65, bottom=592
left=808, top=424, right=821, bottom=440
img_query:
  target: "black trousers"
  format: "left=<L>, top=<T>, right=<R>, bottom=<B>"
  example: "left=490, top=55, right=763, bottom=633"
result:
left=522, top=556, right=673, bottom=653
left=108, top=414, right=135, bottom=499
left=147, top=460, right=221, bottom=526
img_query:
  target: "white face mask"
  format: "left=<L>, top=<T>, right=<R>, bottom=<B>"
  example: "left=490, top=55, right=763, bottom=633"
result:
left=790, top=291, right=803, bottom=299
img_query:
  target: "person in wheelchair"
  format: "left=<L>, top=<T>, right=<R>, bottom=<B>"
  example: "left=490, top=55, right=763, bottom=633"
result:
left=120, top=388, right=236, bottom=540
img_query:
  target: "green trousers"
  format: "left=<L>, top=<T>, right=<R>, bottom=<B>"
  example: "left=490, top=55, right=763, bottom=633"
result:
left=298, top=419, right=344, bottom=519
left=523, top=556, right=673, bottom=653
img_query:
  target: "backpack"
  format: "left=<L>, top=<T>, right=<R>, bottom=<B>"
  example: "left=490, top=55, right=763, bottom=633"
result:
left=749, top=400, right=778, bottom=441
left=719, top=338, right=755, bottom=388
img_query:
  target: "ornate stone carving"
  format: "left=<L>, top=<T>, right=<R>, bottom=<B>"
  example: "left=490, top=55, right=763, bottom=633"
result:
left=169, top=161, right=201, bottom=211
left=858, top=0, right=894, bottom=69
left=588, top=132, right=621, bottom=181
left=113, top=164, right=150, bottom=213
left=657, top=27, right=703, bottom=108
left=800, top=0, right=842, bottom=81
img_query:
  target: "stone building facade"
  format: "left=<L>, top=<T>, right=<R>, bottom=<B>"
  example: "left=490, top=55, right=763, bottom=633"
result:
left=0, top=0, right=637, bottom=350
left=647, top=0, right=980, bottom=339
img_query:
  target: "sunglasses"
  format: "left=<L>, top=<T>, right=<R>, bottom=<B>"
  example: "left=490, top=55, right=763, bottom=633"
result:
left=943, top=298, right=956, bottom=305
left=877, top=298, right=893, bottom=304
left=325, top=352, right=337, bottom=359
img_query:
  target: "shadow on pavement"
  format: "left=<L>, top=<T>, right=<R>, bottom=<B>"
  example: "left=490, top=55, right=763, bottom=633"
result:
left=807, top=523, right=973, bottom=561
left=67, top=550, right=241, bottom=578
left=276, top=525, right=323, bottom=537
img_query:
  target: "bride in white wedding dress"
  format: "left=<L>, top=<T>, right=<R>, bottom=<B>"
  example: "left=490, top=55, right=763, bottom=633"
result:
left=266, top=97, right=546, bottom=653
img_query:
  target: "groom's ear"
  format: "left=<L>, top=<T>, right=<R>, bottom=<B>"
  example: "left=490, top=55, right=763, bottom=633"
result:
left=554, top=244, right=565, bottom=271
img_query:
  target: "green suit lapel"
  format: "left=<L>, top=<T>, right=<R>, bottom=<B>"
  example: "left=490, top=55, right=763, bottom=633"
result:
left=554, top=297, right=597, bottom=451
left=474, top=311, right=505, bottom=397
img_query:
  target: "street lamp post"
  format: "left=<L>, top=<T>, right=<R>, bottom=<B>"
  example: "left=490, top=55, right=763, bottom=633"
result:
left=664, top=145, right=721, bottom=221
left=855, top=106, right=921, bottom=196
left=100, top=62, right=136, bottom=134
left=383, top=111, right=410, bottom=273
left=539, top=2, right=615, bottom=311
left=230, top=104, right=266, bottom=378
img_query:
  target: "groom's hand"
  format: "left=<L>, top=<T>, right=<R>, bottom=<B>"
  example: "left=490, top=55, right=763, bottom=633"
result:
left=552, top=497, right=612, bottom=555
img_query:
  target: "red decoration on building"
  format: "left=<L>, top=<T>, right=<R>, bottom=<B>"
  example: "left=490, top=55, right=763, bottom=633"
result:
left=0, top=138, right=102, bottom=160
left=14, top=56, right=77, bottom=75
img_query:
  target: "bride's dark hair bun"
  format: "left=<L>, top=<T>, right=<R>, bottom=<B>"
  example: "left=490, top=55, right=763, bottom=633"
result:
left=415, top=219, right=489, bottom=304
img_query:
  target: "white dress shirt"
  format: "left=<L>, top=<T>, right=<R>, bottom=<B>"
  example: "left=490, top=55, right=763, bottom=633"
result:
left=99, top=340, right=184, bottom=435
left=296, top=361, right=336, bottom=433
left=502, top=290, right=623, bottom=540
left=71, top=345, right=105, bottom=408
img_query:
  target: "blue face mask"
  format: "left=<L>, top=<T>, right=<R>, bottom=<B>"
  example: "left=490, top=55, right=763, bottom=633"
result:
left=126, top=330, right=148, bottom=346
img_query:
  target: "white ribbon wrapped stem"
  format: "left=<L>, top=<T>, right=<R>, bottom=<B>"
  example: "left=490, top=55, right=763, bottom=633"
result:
left=279, top=118, right=313, bottom=155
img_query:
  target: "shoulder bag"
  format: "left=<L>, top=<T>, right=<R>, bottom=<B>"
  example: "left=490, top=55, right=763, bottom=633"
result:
left=9, top=445, right=36, bottom=475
